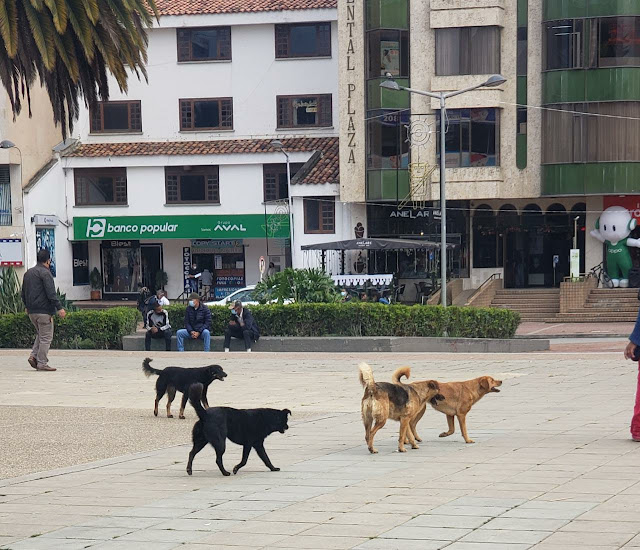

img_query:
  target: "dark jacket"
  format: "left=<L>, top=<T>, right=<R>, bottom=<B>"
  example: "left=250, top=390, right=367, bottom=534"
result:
left=185, top=304, right=211, bottom=334
left=631, top=308, right=640, bottom=346
left=232, top=308, right=260, bottom=339
left=21, top=263, right=62, bottom=315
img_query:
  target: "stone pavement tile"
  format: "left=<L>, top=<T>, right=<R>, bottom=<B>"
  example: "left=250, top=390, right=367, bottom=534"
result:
left=379, top=526, right=471, bottom=540
left=624, top=533, right=640, bottom=546
left=459, top=529, right=551, bottom=545
left=36, top=525, right=133, bottom=540
left=480, top=517, right=569, bottom=531
left=179, top=545, right=257, bottom=550
left=539, top=531, right=635, bottom=547
left=282, top=499, right=362, bottom=513
left=532, top=492, right=611, bottom=503
left=301, top=523, right=390, bottom=538
left=551, top=478, right=637, bottom=495
left=324, top=512, right=408, bottom=527
left=0, top=524, right=64, bottom=538
left=88, top=542, right=179, bottom=550
left=533, top=545, right=618, bottom=550
left=426, top=504, right=511, bottom=517
left=1, top=538, right=100, bottom=550
left=77, top=516, right=164, bottom=529
left=450, top=497, right=527, bottom=508
left=214, top=500, right=292, bottom=512
left=443, top=544, right=532, bottom=550
left=404, top=514, right=491, bottom=529
left=153, top=518, right=241, bottom=532
left=258, top=535, right=369, bottom=549
left=226, top=520, right=312, bottom=536
left=109, top=506, right=196, bottom=518
left=576, top=510, right=640, bottom=522
left=193, top=531, right=288, bottom=547
left=352, top=540, right=449, bottom=550
left=250, top=509, right=335, bottom=524
left=559, top=520, right=638, bottom=533
left=114, top=528, right=206, bottom=543
left=184, top=508, right=268, bottom=521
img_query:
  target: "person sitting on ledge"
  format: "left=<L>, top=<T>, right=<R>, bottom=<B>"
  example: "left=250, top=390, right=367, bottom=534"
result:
left=145, top=299, right=172, bottom=351
left=224, top=300, right=260, bottom=353
left=176, top=293, right=211, bottom=352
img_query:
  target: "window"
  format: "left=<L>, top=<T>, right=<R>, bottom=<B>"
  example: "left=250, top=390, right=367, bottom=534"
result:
left=473, top=205, right=498, bottom=268
left=544, top=19, right=583, bottom=70
left=75, top=168, right=127, bottom=206
left=435, top=27, right=500, bottom=76
left=436, top=108, right=499, bottom=168
left=304, top=197, right=335, bottom=234
left=165, top=166, right=220, bottom=204
left=0, top=166, right=10, bottom=226
left=180, top=98, right=233, bottom=131
left=367, top=111, right=409, bottom=168
left=263, top=163, right=304, bottom=202
left=90, top=101, right=141, bottom=133
left=600, top=17, right=640, bottom=67
left=277, top=95, right=332, bottom=128
left=542, top=102, right=640, bottom=164
left=275, top=23, right=331, bottom=58
left=517, top=26, right=528, bottom=76
left=366, top=29, right=409, bottom=78
left=177, top=27, right=231, bottom=61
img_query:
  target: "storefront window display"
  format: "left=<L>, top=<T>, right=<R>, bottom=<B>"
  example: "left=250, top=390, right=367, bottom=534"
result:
left=102, top=241, right=141, bottom=294
left=190, top=240, right=246, bottom=300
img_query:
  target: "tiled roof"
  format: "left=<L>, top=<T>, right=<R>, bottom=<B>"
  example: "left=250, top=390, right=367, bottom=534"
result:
left=291, top=136, right=338, bottom=185
left=66, top=137, right=336, bottom=159
left=155, top=0, right=336, bottom=16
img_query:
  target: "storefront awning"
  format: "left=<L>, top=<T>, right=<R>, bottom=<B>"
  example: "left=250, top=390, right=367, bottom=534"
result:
left=301, top=238, right=454, bottom=251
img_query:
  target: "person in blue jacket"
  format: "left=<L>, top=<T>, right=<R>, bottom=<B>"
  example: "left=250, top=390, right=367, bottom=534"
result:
left=176, top=293, right=211, bottom=352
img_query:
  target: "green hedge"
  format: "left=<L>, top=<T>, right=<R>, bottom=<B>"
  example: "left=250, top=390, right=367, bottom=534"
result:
left=0, top=307, right=139, bottom=349
left=166, top=303, right=520, bottom=339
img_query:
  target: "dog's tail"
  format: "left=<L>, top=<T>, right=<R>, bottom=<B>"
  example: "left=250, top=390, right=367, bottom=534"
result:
left=189, top=383, right=207, bottom=421
left=391, top=366, right=411, bottom=384
left=358, top=362, right=376, bottom=393
left=142, top=358, right=163, bottom=377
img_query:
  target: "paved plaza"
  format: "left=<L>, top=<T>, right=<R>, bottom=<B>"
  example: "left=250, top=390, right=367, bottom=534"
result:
left=1, top=345, right=640, bottom=549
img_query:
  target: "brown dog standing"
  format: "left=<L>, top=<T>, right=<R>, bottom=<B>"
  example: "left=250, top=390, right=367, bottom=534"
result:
left=393, top=370, right=502, bottom=444
left=359, top=362, right=443, bottom=454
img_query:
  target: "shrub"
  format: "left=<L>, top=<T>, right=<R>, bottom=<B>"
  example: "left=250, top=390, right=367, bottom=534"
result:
left=0, top=307, right=139, bottom=349
left=254, top=268, right=340, bottom=304
left=165, top=303, right=520, bottom=339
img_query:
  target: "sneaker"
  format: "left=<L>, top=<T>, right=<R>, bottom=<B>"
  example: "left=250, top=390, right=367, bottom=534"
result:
left=224, top=348, right=230, bottom=353
left=36, top=365, right=57, bottom=372
left=246, top=349, right=252, bottom=353
left=633, top=437, right=640, bottom=442
left=27, top=356, right=37, bottom=370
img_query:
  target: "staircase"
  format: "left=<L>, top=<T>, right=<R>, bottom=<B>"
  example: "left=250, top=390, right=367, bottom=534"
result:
left=555, top=288, right=639, bottom=322
left=490, top=289, right=560, bottom=322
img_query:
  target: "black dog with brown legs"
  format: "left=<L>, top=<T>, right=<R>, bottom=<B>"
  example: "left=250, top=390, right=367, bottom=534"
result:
left=186, top=383, right=291, bottom=476
left=142, top=358, right=227, bottom=419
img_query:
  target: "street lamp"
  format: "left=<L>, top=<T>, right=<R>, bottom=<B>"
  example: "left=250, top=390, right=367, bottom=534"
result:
left=0, top=140, right=27, bottom=266
left=270, top=139, right=295, bottom=268
left=380, top=73, right=507, bottom=307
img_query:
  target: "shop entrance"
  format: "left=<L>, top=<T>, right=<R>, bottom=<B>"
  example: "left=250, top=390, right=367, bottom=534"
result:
left=141, top=244, right=163, bottom=292
left=101, top=241, right=164, bottom=299
left=190, top=240, right=246, bottom=300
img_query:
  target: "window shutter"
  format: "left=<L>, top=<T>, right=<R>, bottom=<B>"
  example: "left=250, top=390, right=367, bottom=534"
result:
left=321, top=199, right=335, bottom=232
left=130, top=102, right=142, bottom=131
left=219, top=28, right=231, bottom=59
left=277, top=97, right=292, bottom=128
left=90, top=105, right=102, bottom=132
left=177, top=30, right=191, bottom=61
left=275, top=25, right=289, bottom=58
left=220, top=99, right=233, bottom=129
left=318, top=95, right=332, bottom=127
left=317, top=24, right=331, bottom=56
left=180, top=100, right=192, bottom=130
left=166, top=174, right=178, bottom=202
left=206, top=170, right=220, bottom=203
left=115, top=175, right=127, bottom=204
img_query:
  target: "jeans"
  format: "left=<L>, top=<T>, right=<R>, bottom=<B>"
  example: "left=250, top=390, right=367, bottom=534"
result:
left=145, top=329, right=172, bottom=351
left=29, top=313, right=54, bottom=367
left=632, top=363, right=640, bottom=439
left=224, top=325, right=256, bottom=350
left=176, top=328, right=210, bottom=352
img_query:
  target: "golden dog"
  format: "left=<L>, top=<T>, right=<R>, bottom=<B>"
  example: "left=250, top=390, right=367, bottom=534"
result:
left=393, top=370, right=502, bottom=444
left=359, top=363, right=443, bottom=453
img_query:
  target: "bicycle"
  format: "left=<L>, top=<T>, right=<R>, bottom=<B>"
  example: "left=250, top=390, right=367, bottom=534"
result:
left=587, top=261, right=614, bottom=288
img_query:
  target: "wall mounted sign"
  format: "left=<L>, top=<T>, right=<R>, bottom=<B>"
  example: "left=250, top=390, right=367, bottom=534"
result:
left=0, top=239, right=22, bottom=266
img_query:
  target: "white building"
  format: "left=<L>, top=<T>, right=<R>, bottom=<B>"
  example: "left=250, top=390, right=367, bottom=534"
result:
left=26, top=0, right=363, bottom=301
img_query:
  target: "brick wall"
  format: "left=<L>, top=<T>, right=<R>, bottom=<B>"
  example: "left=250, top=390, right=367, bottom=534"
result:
left=559, top=278, right=597, bottom=313
left=467, top=278, right=503, bottom=308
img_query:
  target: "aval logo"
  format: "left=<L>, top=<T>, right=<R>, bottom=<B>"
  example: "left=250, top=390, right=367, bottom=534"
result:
left=86, top=219, right=106, bottom=238
left=213, top=223, right=247, bottom=233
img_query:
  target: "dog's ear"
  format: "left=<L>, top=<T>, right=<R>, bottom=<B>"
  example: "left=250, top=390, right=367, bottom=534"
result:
left=283, top=409, right=292, bottom=417
left=479, top=377, right=490, bottom=392
left=428, top=381, right=438, bottom=391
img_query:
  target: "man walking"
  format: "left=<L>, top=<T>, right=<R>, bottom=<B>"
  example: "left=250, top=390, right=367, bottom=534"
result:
left=224, top=300, right=260, bottom=353
left=624, top=311, right=640, bottom=441
left=176, top=293, right=211, bottom=352
left=21, top=249, right=66, bottom=371
left=145, top=299, right=172, bottom=351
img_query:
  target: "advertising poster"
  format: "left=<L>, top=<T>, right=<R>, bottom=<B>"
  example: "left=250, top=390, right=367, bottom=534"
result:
left=35, top=227, right=56, bottom=277
left=380, top=41, right=400, bottom=76
left=72, top=242, right=89, bottom=285
left=0, top=239, right=23, bottom=266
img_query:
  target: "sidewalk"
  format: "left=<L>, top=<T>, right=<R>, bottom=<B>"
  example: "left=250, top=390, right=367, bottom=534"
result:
left=2, top=349, right=640, bottom=549
left=517, top=321, right=635, bottom=338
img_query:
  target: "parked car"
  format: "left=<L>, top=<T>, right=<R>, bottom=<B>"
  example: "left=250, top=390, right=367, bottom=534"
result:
left=205, top=286, right=293, bottom=306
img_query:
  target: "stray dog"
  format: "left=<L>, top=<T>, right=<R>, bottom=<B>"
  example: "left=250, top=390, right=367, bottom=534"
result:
left=393, top=370, right=502, bottom=444
left=186, top=383, right=291, bottom=477
left=359, top=362, right=443, bottom=454
left=142, top=358, right=227, bottom=419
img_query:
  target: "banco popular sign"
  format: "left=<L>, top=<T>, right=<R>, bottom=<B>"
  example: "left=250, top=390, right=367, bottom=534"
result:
left=74, top=215, right=289, bottom=241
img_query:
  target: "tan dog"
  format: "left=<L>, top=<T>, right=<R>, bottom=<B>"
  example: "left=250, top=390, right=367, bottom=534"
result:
left=393, top=370, right=502, bottom=444
left=359, top=363, right=443, bottom=454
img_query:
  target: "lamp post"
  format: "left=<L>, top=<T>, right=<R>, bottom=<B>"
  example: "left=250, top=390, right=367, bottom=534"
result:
left=0, top=140, right=27, bottom=267
left=380, top=74, right=507, bottom=307
left=270, top=139, right=294, bottom=268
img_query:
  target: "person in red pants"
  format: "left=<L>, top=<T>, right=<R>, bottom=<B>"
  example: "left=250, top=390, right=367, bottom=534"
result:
left=624, top=317, right=640, bottom=441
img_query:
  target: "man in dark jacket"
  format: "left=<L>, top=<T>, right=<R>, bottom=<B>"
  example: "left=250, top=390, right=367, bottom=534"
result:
left=176, top=293, right=211, bottom=351
left=145, top=299, right=172, bottom=351
left=21, top=249, right=66, bottom=371
left=224, top=300, right=260, bottom=352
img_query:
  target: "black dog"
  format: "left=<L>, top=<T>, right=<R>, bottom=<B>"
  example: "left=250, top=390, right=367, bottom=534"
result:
left=187, top=383, right=291, bottom=476
left=142, top=358, right=227, bottom=419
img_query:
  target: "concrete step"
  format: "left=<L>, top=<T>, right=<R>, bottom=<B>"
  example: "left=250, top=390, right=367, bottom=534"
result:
left=495, top=305, right=560, bottom=313
left=495, top=290, right=560, bottom=296
left=555, top=313, right=638, bottom=322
